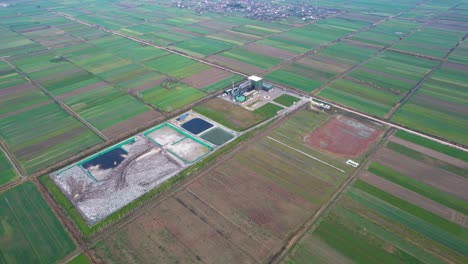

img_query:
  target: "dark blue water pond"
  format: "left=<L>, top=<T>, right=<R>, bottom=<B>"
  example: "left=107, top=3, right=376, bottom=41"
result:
left=182, top=118, right=213, bottom=135
left=82, top=147, right=127, bottom=170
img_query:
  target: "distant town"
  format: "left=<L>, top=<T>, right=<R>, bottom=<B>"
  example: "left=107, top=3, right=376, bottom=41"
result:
left=172, top=0, right=341, bottom=21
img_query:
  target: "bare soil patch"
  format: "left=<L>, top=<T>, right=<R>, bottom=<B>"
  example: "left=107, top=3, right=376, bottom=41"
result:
left=243, top=43, right=297, bottom=60
left=374, top=148, right=468, bottom=200
left=182, top=67, right=232, bottom=89
left=206, top=55, right=264, bottom=75
left=102, top=110, right=162, bottom=139
left=389, top=136, right=468, bottom=169
left=360, top=172, right=468, bottom=227
left=305, top=115, right=381, bottom=158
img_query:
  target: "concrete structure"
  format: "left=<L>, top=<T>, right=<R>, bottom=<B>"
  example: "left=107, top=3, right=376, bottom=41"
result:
left=248, top=75, right=263, bottom=90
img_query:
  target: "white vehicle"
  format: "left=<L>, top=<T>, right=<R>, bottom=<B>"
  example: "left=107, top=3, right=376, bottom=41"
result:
left=346, top=160, right=359, bottom=168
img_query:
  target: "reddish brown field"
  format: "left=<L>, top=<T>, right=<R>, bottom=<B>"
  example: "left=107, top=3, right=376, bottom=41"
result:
left=182, top=67, right=233, bottom=89
left=305, top=115, right=381, bottom=158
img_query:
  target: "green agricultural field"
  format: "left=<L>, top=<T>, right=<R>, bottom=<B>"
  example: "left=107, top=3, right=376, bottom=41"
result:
left=355, top=180, right=467, bottom=242
left=273, top=94, right=300, bottom=107
left=142, top=81, right=206, bottom=112
left=173, top=37, right=235, bottom=57
left=285, top=182, right=467, bottom=264
left=392, top=27, right=465, bottom=58
left=254, top=103, right=284, bottom=118
left=201, top=74, right=244, bottom=93
left=220, top=48, right=283, bottom=69
left=0, top=84, right=51, bottom=116
left=12, top=52, right=70, bottom=74
left=392, top=65, right=468, bottom=145
left=349, top=50, right=438, bottom=94
left=257, top=38, right=310, bottom=54
left=351, top=19, right=422, bottom=47
left=317, top=40, right=380, bottom=67
left=448, top=40, right=468, bottom=64
left=266, top=69, right=321, bottom=92
left=232, top=24, right=282, bottom=37
left=63, top=84, right=153, bottom=131
left=68, top=253, right=91, bottom=264
left=0, top=182, right=76, bottom=264
left=207, top=31, right=257, bottom=46
left=143, top=54, right=209, bottom=78
left=0, top=28, right=42, bottom=57
left=394, top=130, right=468, bottom=162
left=368, top=162, right=468, bottom=214
left=0, top=103, right=103, bottom=174
left=0, top=150, right=17, bottom=185
left=318, top=79, right=400, bottom=117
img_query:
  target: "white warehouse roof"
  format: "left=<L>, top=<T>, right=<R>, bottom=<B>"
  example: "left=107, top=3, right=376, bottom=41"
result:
left=248, top=75, right=263, bottom=82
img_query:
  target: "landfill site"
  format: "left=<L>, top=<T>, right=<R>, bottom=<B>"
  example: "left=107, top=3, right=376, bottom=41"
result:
left=50, top=112, right=237, bottom=225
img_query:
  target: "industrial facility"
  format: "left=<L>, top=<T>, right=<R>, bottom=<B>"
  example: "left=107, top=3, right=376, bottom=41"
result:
left=224, top=75, right=274, bottom=103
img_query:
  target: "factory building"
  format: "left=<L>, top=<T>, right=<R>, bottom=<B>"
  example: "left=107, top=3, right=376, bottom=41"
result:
left=224, top=76, right=274, bottom=103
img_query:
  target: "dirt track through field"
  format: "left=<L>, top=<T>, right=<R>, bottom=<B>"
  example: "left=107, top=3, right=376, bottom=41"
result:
left=360, top=172, right=468, bottom=227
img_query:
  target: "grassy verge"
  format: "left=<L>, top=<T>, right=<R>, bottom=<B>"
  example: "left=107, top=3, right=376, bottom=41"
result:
left=368, top=162, right=468, bottom=215
left=67, top=253, right=90, bottom=264
left=254, top=103, right=284, bottom=118
left=394, top=130, right=468, bottom=162
left=273, top=94, right=300, bottom=107
left=40, top=122, right=269, bottom=239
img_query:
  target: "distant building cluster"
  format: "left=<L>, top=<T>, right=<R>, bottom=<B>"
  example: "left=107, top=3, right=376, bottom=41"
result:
left=172, top=0, right=341, bottom=21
